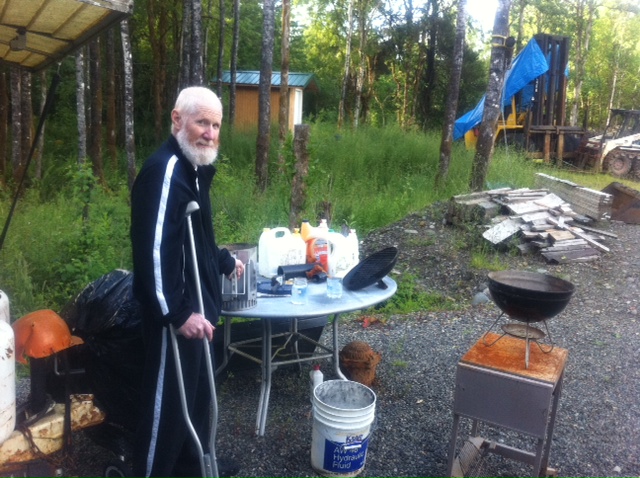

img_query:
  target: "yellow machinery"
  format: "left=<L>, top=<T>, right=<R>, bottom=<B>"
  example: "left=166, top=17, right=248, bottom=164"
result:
left=464, top=97, right=527, bottom=150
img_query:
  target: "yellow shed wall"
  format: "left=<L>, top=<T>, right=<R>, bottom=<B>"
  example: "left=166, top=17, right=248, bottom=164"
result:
left=232, top=87, right=299, bottom=131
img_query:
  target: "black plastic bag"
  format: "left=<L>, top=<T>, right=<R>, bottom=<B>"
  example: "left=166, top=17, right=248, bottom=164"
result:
left=59, top=269, right=144, bottom=430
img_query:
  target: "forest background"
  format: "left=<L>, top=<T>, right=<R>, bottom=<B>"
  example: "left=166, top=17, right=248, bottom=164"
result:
left=0, top=0, right=639, bottom=318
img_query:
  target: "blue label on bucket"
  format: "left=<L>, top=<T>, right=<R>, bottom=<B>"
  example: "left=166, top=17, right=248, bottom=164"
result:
left=323, top=434, right=369, bottom=473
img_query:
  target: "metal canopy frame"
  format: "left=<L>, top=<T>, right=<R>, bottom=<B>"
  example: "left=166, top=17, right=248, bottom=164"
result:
left=0, top=0, right=134, bottom=251
left=0, top=0, right=133, bottom=72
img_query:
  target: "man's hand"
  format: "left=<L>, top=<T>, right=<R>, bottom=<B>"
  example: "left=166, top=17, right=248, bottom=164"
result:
left=176, top=312, right=215, bottom=341
left=228, top=258, right=245, bottom=280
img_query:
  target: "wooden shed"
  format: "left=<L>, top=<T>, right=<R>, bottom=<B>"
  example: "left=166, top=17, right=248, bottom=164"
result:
left=218, top=71, right=318, bottom=131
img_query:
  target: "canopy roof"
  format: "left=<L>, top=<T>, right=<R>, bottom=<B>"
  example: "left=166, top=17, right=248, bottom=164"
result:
left=0, top=0, right=133, bottom=72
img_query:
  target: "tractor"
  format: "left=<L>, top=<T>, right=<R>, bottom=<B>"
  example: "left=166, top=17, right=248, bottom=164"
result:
left=575, top=109, right=640, bottom=179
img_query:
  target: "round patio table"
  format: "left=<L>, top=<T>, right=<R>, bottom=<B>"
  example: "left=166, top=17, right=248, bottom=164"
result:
left=220, top=276, right=397, bottom=436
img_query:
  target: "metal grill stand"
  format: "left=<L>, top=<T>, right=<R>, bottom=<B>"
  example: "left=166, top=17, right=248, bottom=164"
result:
left=447, top=333, right=568, bottom=477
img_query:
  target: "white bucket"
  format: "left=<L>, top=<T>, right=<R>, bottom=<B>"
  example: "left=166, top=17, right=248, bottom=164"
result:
left=311, top=380, right=376, bottom=477
left=0, top=320, right=15, bottom=445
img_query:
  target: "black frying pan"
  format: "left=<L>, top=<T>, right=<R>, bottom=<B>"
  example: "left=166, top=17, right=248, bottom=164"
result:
left=342, top=246, right=398, bottom=291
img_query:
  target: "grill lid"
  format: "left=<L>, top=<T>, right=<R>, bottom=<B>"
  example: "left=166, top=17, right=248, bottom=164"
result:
left=342, top=247, right=398, bottom=291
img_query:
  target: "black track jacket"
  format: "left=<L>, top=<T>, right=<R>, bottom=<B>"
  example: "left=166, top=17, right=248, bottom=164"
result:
left=130, top=134, right=236, bottom=329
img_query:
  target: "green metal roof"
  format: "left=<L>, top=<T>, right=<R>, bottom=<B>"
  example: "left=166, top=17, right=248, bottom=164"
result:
left=218, top=71, right=318, bottom=90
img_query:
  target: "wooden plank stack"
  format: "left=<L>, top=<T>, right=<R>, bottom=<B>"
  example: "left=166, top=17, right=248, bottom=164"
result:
left=535, top=173, right=613, bottom=220
left=448, top=182, right=617, bottom=264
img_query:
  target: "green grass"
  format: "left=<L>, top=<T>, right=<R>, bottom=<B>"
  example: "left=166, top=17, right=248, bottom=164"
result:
left=0, top=123, right=636, bottom=318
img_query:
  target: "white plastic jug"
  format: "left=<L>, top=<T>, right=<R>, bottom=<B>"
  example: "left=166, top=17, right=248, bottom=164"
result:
left=346, top=229, right=360, bottom=269
left=288, top=228, right=307, bottom=267
left=327, top=232, right=351, bottom=278
left=259, top=227, right=292, bottom=277
left=258, top=228, right=272, bottom=277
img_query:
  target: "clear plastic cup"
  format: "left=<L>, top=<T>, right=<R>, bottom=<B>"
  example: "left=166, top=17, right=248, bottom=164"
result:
left=326, top=276, right=343, bottom=299
left=291, top=277, right=308, bottom=304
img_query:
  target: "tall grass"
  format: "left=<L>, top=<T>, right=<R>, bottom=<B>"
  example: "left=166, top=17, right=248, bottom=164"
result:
left=0, top=123, right=633, bottom=317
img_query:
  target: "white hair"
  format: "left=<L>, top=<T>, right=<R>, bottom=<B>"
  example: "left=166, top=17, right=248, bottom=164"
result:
left=171, top=87, right=222, bottom=134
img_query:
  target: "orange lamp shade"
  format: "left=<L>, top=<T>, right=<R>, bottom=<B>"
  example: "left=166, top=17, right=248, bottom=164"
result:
left=12, top=309, right=84, bottom=365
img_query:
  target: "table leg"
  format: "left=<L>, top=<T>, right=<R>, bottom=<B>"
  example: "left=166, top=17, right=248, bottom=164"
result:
left=291, top=317, right=302, bottom=372
left=255, top=318, right=273, bottom=436
left=332, top=313, right=347, bottom=380
left=538, top=371, right=564, bottom=476
left=447, top=413, right=461, bottom=476
left=216, top=316, right=232, bottom=376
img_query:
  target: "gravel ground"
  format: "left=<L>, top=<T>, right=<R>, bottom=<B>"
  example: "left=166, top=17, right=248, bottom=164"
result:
left=14, top=205, right=640, bottom=477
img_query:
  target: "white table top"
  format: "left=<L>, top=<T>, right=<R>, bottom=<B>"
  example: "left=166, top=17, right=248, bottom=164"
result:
left=222, top=276, right=397, bottom=319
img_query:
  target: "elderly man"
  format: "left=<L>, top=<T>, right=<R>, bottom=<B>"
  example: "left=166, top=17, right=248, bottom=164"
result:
left=130, top=86, right=243, bottom=477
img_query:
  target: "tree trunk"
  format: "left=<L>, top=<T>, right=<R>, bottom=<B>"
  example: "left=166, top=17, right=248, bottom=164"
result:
left=289, top=124, right=310, bottom=230
left=20, top=69, right=32, bottom=180
left=435, top=0, right=466, bottom=189
left=76, top=48, right=87, bottom=165
left=89, top=38, right=104, bottom=183
left=469, top=0, right=512, bottom=192
left=34, top=70, right=46, bottom=180
left=191, top=0, right=204, bottom=85
left=180, top=0, right=192, bottom=90
left=421, top=0, right=438, bottom=127
left=0, top=69, right=7, bottom=183
left=353, top=1, right=367, bottom=128
left=338, top=0, right=354, bottom=128
left=569, top=0, right=596, bottom=127
left=278, top=0, right=291, bottom=171
left=106, top=28, right=118, bottom=170
left=255, top=0, right=276, bottom=191
left=229, top=0, right=240, bottom=127
left=10, top=67, right=21, bottom=183
left=121, top=19, right=136, bottom=190
left=605, top=48, right=620, bottom=126
left=148, top=0, right=169, bottom=143
left=215, top=0, right=226, bottom=97
left=514, top=0, right=526, bottom=51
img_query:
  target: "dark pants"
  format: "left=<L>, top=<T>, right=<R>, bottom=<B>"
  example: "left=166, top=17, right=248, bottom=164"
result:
left=133, top=323, right=214, bottom=477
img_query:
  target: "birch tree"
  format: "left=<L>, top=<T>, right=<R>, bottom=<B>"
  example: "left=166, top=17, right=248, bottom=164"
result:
left=75, top=48, right=87, bottom=165
left=338, top=0, right=354, bottom=128
left=10, top=67, right=22, bottom=183
left=229, top=0, right=241, bottom=127
left=436, top=0, right=467, bottom=188
left=215, top=0, right=226, bottom=97
left=121, top=19, right=136, bottom=189
left=89, top=38, right=104, bottom=183
left=191, top=0, right=204, bottom=85
left=106, top=28, right=118, bottom=170
left=147, top=0, right=170, bottom=143
left=278, top=0, right=291, bottom=170
left=353, top=0, right=368, bottom=128
left=569, top=0, right=598, bottom=126
left=34, top=70, right=46, bottom=180
left=255, top=0, right=276, bottom=191
left=469, top=0, right=512, bottom=191
left=0, top=69, right=7, bottom=183
left=180, top=0, right=193, bottom=90
left=19, top=69, right=32, bottom=181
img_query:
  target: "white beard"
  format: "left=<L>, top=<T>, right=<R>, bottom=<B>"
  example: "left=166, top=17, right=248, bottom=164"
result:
left=176, top=128, right=218, bottom=166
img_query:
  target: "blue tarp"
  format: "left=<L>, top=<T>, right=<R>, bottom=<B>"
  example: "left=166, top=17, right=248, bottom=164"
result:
left=454, top=38, right=550, bottom=140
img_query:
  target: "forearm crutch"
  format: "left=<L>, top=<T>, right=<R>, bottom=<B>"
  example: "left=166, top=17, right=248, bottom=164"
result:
left=169, top=201, right=219, bottom=478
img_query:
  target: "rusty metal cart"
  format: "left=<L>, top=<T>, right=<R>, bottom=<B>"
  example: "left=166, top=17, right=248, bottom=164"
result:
left=447, top=333, right=568, bottom=478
